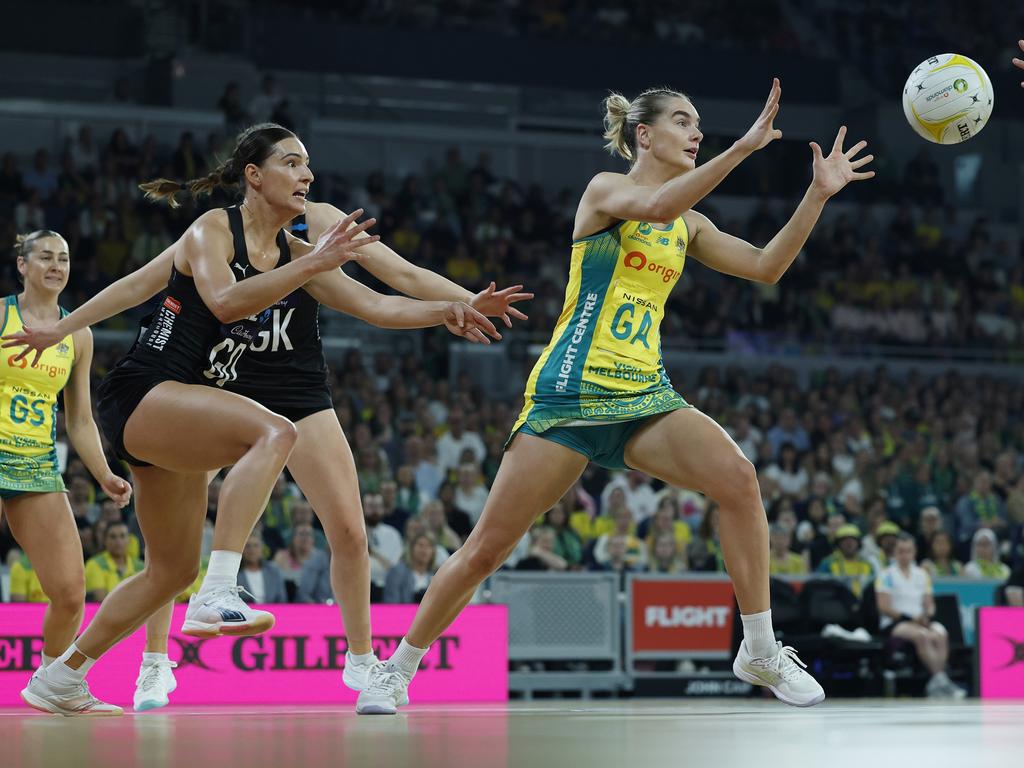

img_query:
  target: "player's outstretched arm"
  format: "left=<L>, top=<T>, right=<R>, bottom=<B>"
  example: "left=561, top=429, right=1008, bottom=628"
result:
left=304, top=202, right=532, bottom=328
left=1, top=240, right=179, bottom=365
left=304, top=267, right=501, bottom=344
left=584, top=79, right=783, bottom=224
left=190, top=208, right=378, bottom=323
left=686, top=126, right=873, bottom=284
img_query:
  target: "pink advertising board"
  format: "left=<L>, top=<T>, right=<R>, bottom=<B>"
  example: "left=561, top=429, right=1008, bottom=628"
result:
left=977, top=607, right=1024, bottom=699
left=0, top=603, right=508, bottom=706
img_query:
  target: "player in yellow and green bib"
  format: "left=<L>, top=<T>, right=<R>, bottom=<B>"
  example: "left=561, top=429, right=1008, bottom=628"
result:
left=354, top=83, right=877, bottom=715
left=0, top=230, right=132, bottom=681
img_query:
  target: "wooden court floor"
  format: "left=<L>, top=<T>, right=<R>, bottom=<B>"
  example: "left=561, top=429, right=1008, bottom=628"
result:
left=3, top=699, right=1022, bottom=768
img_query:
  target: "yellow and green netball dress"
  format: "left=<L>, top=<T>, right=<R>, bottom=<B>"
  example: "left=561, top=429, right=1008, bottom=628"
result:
left=0, top=295, right=74, bottom=497
left=511, top=217, right=692, bottom=468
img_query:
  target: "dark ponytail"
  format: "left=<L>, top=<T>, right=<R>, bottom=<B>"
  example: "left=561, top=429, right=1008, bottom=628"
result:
left=139, top=122, right=296, bottom=208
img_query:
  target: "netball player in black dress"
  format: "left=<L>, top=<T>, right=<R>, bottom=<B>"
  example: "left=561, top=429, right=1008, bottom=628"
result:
left=9, top=124, right=507, bottom=713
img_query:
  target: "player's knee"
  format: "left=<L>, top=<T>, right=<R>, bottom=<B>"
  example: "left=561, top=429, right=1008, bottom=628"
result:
left=48, top=578, right=85, bottom=615
left=710, top=455, right=759, bottom=508
left=463, top=539, right=505, bottom=579
left=330, top=522, right=368, bottom=558
left=263, top=416, right=298, bottom=454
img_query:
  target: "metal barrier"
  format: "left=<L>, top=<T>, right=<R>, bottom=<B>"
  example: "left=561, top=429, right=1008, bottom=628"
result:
left=487, top=572, right=626, bottom=697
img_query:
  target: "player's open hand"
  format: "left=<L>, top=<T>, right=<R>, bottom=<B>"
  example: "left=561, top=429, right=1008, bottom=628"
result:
left=735, top=78, right=783, bottom=153
left=443, top=302, right=502, bottom=344
left=470, top=282, right=534, bottom=328
left=308, top=208, right=379, bottom=272
left=1013, top=40, right=1024, bottom=87
left=809, top=126, right=875, bottom=199
left=1, top=323, right=64, bottom=367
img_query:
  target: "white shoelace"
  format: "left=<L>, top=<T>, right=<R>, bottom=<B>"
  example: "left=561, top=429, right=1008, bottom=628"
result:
left=204, top=584, right=255, bottom=609
left=138, top=660, right=177, bottom=692
left=365, top=663, right=408, bottom=697
left=764, top=645, right=809, bottom=683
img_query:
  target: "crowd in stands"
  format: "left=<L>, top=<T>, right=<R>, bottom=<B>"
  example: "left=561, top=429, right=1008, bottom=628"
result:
left=0, top=125, right=1020, bottom=351
left=252, top=0, right=799, bottom=52
left=3, top=350, right=1023, bottom=607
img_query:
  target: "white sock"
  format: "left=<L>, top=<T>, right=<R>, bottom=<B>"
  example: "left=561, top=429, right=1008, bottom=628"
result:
left=347, top=650, right=375, bottom=665
left=41, top=653, right=56, bottom=668
left=46, top=644, right=95, bottom=687
left=387, top=638, right=428, bottom=678
left=741, top=609, right=776, bottom=658
left=931, top=671, right=950, bottom=685
left=198, top=550, right=242, bottom=594
left=143, top=652, right=170, bottom=666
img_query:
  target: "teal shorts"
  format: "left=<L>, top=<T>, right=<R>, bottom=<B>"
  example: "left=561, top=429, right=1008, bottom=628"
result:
left=517, top=420, right=653, bottom=470
left=0, top=488, right=25, bottom=501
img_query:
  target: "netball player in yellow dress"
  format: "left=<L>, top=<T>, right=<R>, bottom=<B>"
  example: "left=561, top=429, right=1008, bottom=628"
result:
left=0, top=230, right=131, bottom=714
left=357, top=80, right=874, bottom=712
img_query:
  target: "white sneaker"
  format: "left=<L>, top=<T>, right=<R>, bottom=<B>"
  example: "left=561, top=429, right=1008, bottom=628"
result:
left=733, top=641, right=826, bottom=707
left=355, top=663, right=411, bottom=715
left=343, top=651, right=380, bottom=691
left=21, top=667, right=123, bottom=717
left=927, top=672, right=967, bottom=699
left=133, top=659, right=178, bottom=712
left=181, top=586, right=275, bottom=638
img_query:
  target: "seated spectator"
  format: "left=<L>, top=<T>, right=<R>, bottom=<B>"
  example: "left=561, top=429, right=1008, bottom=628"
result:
left=765, top=443, right=809, bottom=499
left=769, top=523, right=808, bottom=575
left=237, top=534, right=288, bottom=604
left=865, top=521, right=902, bottom=573
left=365, top=492, right=404, bottom=601
left=420, top=499, right=463, bottom=553
left=515, top=527, right=570, bottom=572
left=915, top=506, right=944, bottom=559
left=394, top=465, right=421, bottom=517
left=964, top=528, right=1010, bottom=579
left=289, top=499, right=328, bottom=550
left=437, top=481, right=472, bottom=540
left=436, top=407, right=485, bottom=474
left=296, top=548, right=333, bottom=603
left=380, top=479, right=411, bottom=534
left=601, top=470, right=658, bottom=523
left=921, top=531, right=963, bottom=578
left=955, top=471, right=1007, bottom=543
left=875, top=534, right=966, bottom=698
left=590, top=535, right=638, bottom=574
left=544, top=501, right=583, bottom=568
left=816, top=524, right=874, bottom=598
left=688, top=503, right=725, bottom=572
left=383, top=532, right=439, bottom=603
left=96, top=499, right=140, bottom=561
left=273, top=523, right=320, bottom=588
left=403, top=516, right=451, bottom=568
left=453, top=463, right=489, bottom=527
left=648, top=532, right=688, bottom=574
left=642, top=497, right=692, bottom=559
left=262, top=474, right=297, bottom=552
left=592, top=487, right=635, bottom=538
left=799, top=505, right=842, bottom=570
left=566, top=484, right=599, bottom=541
left=593, top=504, right=646, bottom=570
left=9, top=554, right=47, bottom=602
left=84, top=523, right=142, bottom=602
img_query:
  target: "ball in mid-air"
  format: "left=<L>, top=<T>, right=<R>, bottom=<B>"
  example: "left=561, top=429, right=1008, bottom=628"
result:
left=902, top=54, right=994, bottom=144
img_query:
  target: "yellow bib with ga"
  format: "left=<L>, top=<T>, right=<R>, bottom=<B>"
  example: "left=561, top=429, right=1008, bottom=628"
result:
left=0, top=295, right=74, bottom=493
left=514, top=217, right=689, bottom=432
